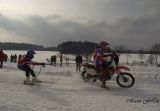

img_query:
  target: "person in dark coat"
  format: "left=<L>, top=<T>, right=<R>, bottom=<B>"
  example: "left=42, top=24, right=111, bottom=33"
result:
left=60, top=54, right=63, bottom=67
left=75, top=55, right=83, bottom=71
left=50, top=55, right=57, bottom=67
left=50, top=56, right=54, bottom=65
left=53, top=55, right=57, bottom=67
left=14, top=54, right=17, bottom=63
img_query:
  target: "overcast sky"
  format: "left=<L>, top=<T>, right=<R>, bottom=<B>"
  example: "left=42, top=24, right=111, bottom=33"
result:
left=0, top=0, right=160, bottom=49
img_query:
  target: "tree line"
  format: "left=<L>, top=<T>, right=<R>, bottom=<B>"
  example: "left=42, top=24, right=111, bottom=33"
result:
left=57, top=41, right=98, bottom=55
left=1, top=41, right=160, bottom=65
left=58, top=41, right=160, bottom=65
left=57, top=41, right=160, bottom=54
left=0, top=42, right=57, bottom=51
left=1, top=42, right=160, bottom=55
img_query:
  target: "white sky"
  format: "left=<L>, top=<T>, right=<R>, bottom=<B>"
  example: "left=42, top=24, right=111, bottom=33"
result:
left=0, top=0, right=160, bottom=49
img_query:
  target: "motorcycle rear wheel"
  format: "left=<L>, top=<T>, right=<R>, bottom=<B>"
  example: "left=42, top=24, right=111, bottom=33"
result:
left=81, top=71, right=89, bottom=82
left=81, top=70, right=98, bottom=82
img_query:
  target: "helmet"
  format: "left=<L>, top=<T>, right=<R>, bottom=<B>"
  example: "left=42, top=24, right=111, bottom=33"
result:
left=100, top=41, right=110, bottom=46
left=27, top=50, right=36, bottom=59
left=27, top=50, right=36, bottom=56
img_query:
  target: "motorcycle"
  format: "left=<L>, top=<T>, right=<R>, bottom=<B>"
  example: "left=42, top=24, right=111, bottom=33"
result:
left=81, top=55, right=135, bottom=88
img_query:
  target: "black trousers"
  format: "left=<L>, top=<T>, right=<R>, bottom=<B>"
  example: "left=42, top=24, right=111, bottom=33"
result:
left=76, top=63, right=81, bottom=71
left=0, top=61, right=3, bottom=68
left=18, top=64, right=36, bottom=77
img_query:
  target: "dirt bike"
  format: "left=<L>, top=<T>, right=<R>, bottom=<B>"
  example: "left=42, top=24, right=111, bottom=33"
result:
left=81, top=62, right=135, bottom=88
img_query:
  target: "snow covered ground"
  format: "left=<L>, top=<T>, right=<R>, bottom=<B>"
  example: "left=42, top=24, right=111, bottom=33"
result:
left=0, top=51, right=160, bottom=111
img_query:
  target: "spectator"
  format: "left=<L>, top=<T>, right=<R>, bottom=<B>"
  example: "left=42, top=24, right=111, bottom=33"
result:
left=60, top=54, right=63, bottom=67
left=50, top=56, right=54, bottom=65
left=75, top=55, right=83, bottom=71
left=51, top=55, right=57, bottom=67
left=14, top=54, right=17, bottom=63
left=10, top=55, right=13, bottom=63
left=0, top=49, right=7, bottom=68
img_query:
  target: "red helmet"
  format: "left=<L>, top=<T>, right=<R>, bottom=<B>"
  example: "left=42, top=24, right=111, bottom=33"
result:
left=100, top=41, right=110, bottom=46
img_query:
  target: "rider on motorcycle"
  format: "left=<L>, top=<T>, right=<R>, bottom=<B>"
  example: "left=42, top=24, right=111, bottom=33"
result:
left=93, top=41, right=116, bottom=88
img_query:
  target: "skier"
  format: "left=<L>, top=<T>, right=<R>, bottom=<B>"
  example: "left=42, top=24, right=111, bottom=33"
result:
left=17, top=50, right=45, bottom=85
left=93, top=41, right=114, bottom=88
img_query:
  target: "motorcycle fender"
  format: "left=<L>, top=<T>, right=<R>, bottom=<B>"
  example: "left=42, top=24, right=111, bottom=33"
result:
left=117, top=65, right=130, bottom=71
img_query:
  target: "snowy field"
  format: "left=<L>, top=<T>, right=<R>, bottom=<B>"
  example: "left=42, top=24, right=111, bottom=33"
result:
left=0, top=51, right=160, bottom=111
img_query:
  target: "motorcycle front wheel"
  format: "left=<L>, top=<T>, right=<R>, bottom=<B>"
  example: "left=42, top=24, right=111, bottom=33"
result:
left=116, top=72, right=135, bottom=88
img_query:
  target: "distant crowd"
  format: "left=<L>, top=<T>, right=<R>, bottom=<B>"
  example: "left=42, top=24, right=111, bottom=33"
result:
left=48, top=54, right=83, bottom=71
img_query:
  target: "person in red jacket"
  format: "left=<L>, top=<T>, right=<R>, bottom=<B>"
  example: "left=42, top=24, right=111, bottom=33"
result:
left=0, top=49, right=7, bottom=68
left=17, top=50, right=45, bottom=85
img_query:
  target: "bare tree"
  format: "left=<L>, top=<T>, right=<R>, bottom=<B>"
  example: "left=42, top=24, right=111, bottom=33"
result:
left=147, top=54, right=155, bottom=65
left=151, top=43, right=160, bottom=65
left=126, top=54, right=131, bottom=64
left=138, top=49, right=145, bottom=63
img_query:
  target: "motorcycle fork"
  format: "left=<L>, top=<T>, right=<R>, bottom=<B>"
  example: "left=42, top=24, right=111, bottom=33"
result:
left=117, top=72, right=128, bottom=82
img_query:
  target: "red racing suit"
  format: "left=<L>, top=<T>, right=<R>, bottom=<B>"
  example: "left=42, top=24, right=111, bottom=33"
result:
left=18, top=54, right=44, bottom=66
left=93, top=47, right=112, bottom=67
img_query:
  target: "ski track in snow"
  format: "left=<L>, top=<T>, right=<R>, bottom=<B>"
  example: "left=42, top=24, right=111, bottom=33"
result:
left=0, top=62, right=160, bottom=111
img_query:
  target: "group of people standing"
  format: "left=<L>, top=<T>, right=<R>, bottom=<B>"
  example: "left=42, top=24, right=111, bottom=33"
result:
left=49, top=53, right=83, bottom=71
left=10, top=54, right=17, bottom=63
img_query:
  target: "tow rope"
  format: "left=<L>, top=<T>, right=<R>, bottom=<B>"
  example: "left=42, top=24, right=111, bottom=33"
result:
left=31, top=65, right=44, bottom=78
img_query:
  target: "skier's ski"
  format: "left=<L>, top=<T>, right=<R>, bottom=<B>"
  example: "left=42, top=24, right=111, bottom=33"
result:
left=23, top=82, right=40, bottom=86
left=40, top=81, right=55, bottom=83
left=24, top=82, right=35, bottom=85
left=2, top=82, right=41, bottom=86
left=0, top=81, right=54, bottom=86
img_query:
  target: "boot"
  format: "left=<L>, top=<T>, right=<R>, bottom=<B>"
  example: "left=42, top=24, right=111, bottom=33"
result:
left=101, top=80, right=110, bottom=89
left=101, top=80, right=106, bottom=88
left=101, top=84, right=107, bottom=88
left=32, top=77, right=42, bottom=83
left=101, top=84, right=110, bottom=90
left=24, top=77, right=34, bottom=85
